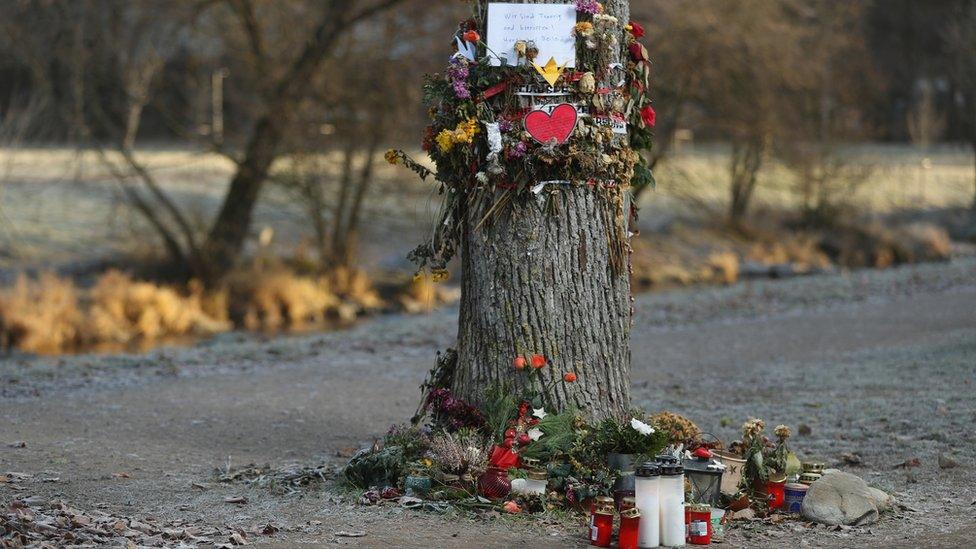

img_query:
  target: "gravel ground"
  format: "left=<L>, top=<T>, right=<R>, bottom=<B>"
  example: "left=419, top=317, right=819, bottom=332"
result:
left=1, top=257, right=975, bottom=547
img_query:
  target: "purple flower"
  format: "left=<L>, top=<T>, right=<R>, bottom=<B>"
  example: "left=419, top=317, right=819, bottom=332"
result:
left=508, top=141, right=528, bottom=159
left=576, top=0, right=600, bottom=14
left=446, top=58, right=471, bottom=100
left=498, top=120, right=513, bottom=133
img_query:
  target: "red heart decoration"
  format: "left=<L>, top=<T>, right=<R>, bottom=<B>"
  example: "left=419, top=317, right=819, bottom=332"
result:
left=524, top=104, right=579, bottom=145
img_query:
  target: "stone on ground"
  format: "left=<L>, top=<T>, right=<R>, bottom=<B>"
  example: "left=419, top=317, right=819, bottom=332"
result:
left=801, top=471, right=894, bottom=526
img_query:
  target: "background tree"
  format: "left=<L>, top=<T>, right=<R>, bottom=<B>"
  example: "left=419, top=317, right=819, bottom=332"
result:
left=774, top=1, right=880, bottom=225
left=946, top=3, right=976, bottom=209
left=274, top=14, right=438, bottom=271
left=0, top=0, right=410, bottom=283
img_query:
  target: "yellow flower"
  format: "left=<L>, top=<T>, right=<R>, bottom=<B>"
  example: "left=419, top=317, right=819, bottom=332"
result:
left=437, top=119, right=479, bottom=153
left=436, top=129, right=456, bottom=152
left=574, top=22, right=594, bottom=36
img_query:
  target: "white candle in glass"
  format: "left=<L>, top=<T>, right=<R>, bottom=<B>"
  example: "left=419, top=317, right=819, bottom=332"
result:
left=659, top=464, right=685, bottom=547
left=634, top=462, right=661, bottom=548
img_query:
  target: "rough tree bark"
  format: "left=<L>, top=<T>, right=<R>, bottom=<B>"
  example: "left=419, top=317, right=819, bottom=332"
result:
left=451, top=0, right=633, bottom=421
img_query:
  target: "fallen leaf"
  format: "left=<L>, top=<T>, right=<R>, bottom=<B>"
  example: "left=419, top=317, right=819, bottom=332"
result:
left=229, top=532, right=248, bottom=545
left=894, top=457, right=921, bottom=469
left=224, top=496, right=248, bottom=505
left=113, top=472, right=132, bottom=479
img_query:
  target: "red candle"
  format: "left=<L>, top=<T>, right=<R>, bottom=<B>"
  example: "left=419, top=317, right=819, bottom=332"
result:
left=590, top=504, right=614, bottom=547
left=589, top=496, right=615, bottom=542
left=767, top=479, right=787, bottom=510
left=618, top=508, right=640, bottom=549
left=687, top=504, right=712, bottom=545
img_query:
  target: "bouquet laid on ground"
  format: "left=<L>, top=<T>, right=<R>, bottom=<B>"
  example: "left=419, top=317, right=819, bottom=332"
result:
left=344, top=349, right=698, bottom=514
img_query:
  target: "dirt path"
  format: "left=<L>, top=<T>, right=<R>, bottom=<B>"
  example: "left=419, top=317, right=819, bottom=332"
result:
left=2, top=258, right=975, bottom=547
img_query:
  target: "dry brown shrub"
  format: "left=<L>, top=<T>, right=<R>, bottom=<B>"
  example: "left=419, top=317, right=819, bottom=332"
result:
left=0, top=273, right=83, bottom=354
left=226, top=268, right=339, bottom=330
left=398, top=276, right=462, bottom=314
left=704, top=252, right=740, bottom=285
left=86, top=270, right=230, bottom=344
left=820, top=221, right=951, bottom=268
left=328, top=266, right=383, bottom=310
left=223, top=265, right=388, bottom=330
left=0, top=271, right=229, bottom=354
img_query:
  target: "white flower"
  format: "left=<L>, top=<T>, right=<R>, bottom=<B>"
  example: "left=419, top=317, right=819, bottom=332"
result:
left=630, top=418, right=655, bottom=436
left=527, top=428, right=544, bottom=441
left=533, top=408, right=547, bottom=420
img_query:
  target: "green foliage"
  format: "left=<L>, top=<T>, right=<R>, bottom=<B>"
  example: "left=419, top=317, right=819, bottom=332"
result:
left=585, top=415, right=668, bottom=458
left=549, top=459, right=615, bottom=502
left=385, top=424, right=430, bottom=462
left=482, top=383, right=518, bottom=441
left=518, top=411, right=579, bottom=462
left=343, top=445, right=405, bottom=489
left=632, top=157, right=655, bottom=190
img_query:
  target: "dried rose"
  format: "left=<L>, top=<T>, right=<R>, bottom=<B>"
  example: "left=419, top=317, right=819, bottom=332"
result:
left=640, top=105, right=657, bottom=128
left=628, top=21, right=646, bottom=39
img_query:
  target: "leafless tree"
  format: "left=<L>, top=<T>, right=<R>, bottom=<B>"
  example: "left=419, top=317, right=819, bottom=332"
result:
left=946, top=3, right=976, bottom=209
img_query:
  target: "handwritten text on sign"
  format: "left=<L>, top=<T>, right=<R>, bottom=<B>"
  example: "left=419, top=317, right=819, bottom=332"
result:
left=486, top=3, right=577, bottom=68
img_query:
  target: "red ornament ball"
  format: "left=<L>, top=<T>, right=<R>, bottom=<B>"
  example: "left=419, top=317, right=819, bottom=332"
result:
left=513, top=356, right=527, bottom=370
left=530, top=354, right=547, bottom=369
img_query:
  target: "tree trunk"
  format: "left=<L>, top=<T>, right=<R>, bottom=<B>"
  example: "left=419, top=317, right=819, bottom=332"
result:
left=200, top=1, right=404, bottom=283
left=451, top=0, right=633, bottom=421
left=729, top=137, right=765, bottom=227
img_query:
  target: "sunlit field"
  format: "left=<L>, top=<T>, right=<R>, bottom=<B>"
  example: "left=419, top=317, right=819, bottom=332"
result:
left=0, top=144, right=972, bottom=275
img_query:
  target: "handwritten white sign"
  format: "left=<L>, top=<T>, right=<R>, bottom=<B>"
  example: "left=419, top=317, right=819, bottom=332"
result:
left=486, top=3, right=577, bottom=68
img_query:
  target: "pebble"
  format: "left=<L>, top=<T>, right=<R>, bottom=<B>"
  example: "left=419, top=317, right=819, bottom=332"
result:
left=938, top=453, right=960, bottom=469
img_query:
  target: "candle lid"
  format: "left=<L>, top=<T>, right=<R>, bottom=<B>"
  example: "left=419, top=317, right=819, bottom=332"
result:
left=635, top=462, right=660, bottom=477
left=595, top=504, right=615, bottom=515
left=655, top=453, right=679, bottom=465
left=659, top=463, right=684, bottom=476
left=594, top=496, right=615, bottom=504
left=620, top=507, right=641, bottom=519
left=526, top=469, right=548, bottom=481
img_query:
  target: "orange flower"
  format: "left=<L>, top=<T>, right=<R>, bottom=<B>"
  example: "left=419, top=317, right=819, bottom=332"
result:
left=563, top=372, right=577, bottom=383
left=463, top=30, right=480, bottom=43
left=530, top=354, right=547, bottom=369
left=502, top=500, right=521, bottom=513
left=513, top=356, right=527, bottom=370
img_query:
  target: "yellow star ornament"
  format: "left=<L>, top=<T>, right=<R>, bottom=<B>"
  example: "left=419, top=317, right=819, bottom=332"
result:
left=532, top=57, right=567, bottom=87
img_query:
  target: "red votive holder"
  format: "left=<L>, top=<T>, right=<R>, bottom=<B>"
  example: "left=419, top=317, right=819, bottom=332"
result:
left=618, top=507, right=640, bottom=549
left=590, top=503, right=614, bottom=547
